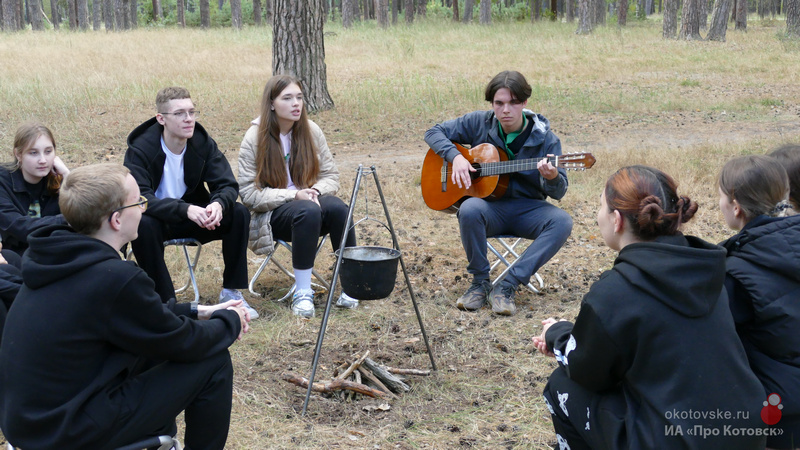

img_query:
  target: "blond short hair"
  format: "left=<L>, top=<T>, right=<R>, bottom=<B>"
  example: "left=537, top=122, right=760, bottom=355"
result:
left=156, top=86, right=192, bottom=112
left=59, top=164, right=130, bottom=235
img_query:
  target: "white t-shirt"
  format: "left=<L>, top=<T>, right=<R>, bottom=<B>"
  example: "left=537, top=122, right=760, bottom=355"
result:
left=280, top=132, right=296, bottom=190
left=155, top=136, right=188, bottom=200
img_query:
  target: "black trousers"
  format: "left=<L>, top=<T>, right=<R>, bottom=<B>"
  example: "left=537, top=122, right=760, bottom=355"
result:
left=269, top=196, right=355, bottom=270
left=131, top=203, right=250, bottom=303
left=103, top=350, right=234, bottom=450
left=543, top=366, right=626, bottom=450
left=0, top=249, right=22, bottom=345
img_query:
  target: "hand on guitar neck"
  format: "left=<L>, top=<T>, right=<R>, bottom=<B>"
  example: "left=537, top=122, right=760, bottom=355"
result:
left=421, top=142, right=596, bottom=212
left=451, top=153, right=559, bottom=189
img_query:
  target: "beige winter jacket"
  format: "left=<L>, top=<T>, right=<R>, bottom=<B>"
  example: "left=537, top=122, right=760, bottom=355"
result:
left=238, top=118, right=340, bottom=255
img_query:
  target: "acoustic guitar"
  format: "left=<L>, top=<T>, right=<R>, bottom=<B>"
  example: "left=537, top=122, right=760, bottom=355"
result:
left=421, top=142, right=596, bottom=212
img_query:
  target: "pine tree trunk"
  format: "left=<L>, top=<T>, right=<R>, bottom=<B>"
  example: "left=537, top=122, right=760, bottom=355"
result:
left=29, top=0, right=44, bottom=29
left=618, top=0, right=627, bottom=24
left=566, top=0, right=574, bottom=21
left=14, top=0, right=22, bottom=28
left=699, top=0, right=707, bottom=28
left=550, top=0, right=557, bottom=19
left=531, top=0, right=539, bottom=20
left=253, top=0, right=261, bottom=25
left=734, top=0, right=745, bottom=29
left=662, top=0, right=677, bottom=36
left=272, top=0, right=334, bottom=112
left=576, top=0, right=592, bottom=33
left=51, top=0, right=60, bottom=29
left=67, top=0, right=77, bottom=28
left=376, top=0, right=388, bottom=26
left=199, top=0, right=209, bottom=27
left=230, top=0, right=241, bottom=28
left=594, top=0, right=605, bottom=23
left=176, top=0, right=184, bottom=25
left=707, top=0, right=731, bottom=40
left=103, top=0, right=114, bottom=29
left=342, top=0, right=353, bottom=26
left=151, top=0, right=160, bottom=21
left=128, top=0, right=136, bottom=27
left=462, top=0, right=473, bottom=21
left=404, top=0, right=413, bottom=23
left=452, top=0, right=458, bottom=20
left=479, top=0, right=489, bottom=23
left=679, top=0, right=702, bottom=38
left=788, top=0, right=800, bottom=36
left=416, top=0, right=425, bottom=15
left=265, top=0, right=272, bottom=22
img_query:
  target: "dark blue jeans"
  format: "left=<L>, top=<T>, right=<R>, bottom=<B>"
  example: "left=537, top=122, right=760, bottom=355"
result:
left=457, top=196, right=572, bottom=286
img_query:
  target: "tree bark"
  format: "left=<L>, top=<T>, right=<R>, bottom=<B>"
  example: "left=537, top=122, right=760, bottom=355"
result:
left=176, top=0, right=185, bottom=26
left=342, top=0, right=353, bottom=26
left=662, top=0, right=677, bottom=37
left=273, top=0, right=334, bottom=112
left=416, top=0, right=425, bottom=16
left=462, top=0, right=473, bottom=21
left=199, top=0, right=209, bottom=27
left=788, top=0, right=800, bottom=36
left=376, top=0, right=388, bottom=26
left=618, top=0, right=628, bottom=24
left=566, top=0, right=574, bottom=21
left=151, top=0, right=160, bottom=21
left=76, top=0, right=89, bottom=28
left=103, top=0, right=113, bottom=29
left=391, top=0, right=397, bottom=23
left=404, top=0, right=413, bottom=23
left=734, top=0, right=745, bottom=29
left=29, top=0, right=44, bottom=29
left=576, top=0, right=592, bottom=33
left=253, top=0, right=262, bottom=25
left=479, top=0, right=489, bottom=23
left=532, top=0, right=540, bottom=21
left=452, top=0, right=458, bottom=20
left=50, top=0, right=60, bottom=28
left=14, top=0, right=22, bottom=28
left=129, top=0, right=137, bottom=28
left=706, top=0, right=731, bottom=40
left=679, top=0, right=702, bottom=39
left=594, top=0, right=605, bottom=24
left=230, top=0, right=241, bottom=28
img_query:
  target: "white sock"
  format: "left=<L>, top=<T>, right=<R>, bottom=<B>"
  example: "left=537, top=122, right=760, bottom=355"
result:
left=294, top=268, right=312, bottom=292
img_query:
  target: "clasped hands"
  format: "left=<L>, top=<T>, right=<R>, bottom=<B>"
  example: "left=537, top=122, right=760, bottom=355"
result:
left=198, top=300, right=251, bottom=340
left=187, top=202, right=223, bottom=230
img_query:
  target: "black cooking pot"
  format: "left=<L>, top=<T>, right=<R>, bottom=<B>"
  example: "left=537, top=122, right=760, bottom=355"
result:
left=335, top=246, right=401, bottom=300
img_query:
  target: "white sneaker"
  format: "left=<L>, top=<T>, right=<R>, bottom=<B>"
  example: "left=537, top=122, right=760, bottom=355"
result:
left=335, top=292, right=359, bottom=309
left=291, top=289, right=315, bottom=318
left=219, top=288, right=259, bottom=320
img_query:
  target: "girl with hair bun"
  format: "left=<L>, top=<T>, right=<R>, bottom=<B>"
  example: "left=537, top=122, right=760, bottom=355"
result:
left=533, top=165, right=765, bottom=449
left=719, top=155, right=800, bottom=449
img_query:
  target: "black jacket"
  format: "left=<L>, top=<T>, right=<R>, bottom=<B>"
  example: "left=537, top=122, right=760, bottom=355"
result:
left=0, top=224, right=241, bottom=449
left=124, top=118, right=240, bottom=223
left=721, top=214, right=800, bottom=417
left=546, top=234, right=766, bottom=449
left=0, top=167, right=65, bottom=254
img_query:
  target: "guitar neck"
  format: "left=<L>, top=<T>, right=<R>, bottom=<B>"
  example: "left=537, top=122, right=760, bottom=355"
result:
left=478, top=157, right=555, bottom=176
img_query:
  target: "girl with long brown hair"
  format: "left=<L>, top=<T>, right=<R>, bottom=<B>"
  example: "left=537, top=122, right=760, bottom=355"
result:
left=238, top=75, right=356, bottom=318
left=533, top=165, right=765, bottom=449
left=719, top=155, right=800, bottom=449
left=0, top=122, right=70, bottom=255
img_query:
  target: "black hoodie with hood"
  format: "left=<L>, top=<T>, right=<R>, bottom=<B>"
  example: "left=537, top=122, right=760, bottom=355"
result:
left=0, top=224, right=241, bottom=449
left=546, top=234, right=766, bottom=449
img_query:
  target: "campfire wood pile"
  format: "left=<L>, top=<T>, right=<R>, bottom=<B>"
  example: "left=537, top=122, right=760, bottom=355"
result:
left=282, top=350, right=430, bottom=400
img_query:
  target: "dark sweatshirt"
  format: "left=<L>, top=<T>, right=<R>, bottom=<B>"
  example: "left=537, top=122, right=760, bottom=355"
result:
left=0, top=224, right=241, bottom=449
left=546, top=234, right=767, bottom=449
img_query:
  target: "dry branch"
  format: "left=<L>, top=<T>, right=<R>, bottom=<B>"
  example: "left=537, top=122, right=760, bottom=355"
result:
left=357, top=367, right=399, bottom=399
left=363, top=358, right=411, bottom=393
left=335, top=350, right=370, bottom=380
left=385, top=366, right=431, bottom=376
left=281, top=372, right=390, bottom=399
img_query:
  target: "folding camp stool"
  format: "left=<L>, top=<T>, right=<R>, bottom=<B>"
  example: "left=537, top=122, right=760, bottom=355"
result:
left=126, top=238, right=202, bottom=303
left=487, top=236, right=544, bottom=294
left=248, top=237, right=331, bottom=301
left=6, top=435, right=181, bottom=450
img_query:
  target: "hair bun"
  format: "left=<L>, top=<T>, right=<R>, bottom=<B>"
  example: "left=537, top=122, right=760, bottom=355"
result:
left=637, top=195, right=665, bottom=233
left=677, top=196, right=698, bottom=223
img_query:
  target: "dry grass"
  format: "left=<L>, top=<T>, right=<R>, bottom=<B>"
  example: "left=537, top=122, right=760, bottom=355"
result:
left=1, top=15, right=800, bottom=449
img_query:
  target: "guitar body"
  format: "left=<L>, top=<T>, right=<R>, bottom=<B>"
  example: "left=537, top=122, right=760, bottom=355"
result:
left=421, top=143, right=509, bottom=212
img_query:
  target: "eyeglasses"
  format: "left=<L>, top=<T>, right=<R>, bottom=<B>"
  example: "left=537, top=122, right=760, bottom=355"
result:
left=159, top=110, right=199, bottom=119
left=108, top=195, right=148, bottom=222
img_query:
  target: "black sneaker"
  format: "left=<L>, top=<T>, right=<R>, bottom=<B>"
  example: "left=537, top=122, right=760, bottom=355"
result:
left=456, top=280, right=492, bottom=311
left=490, top=281, right=518, bottom=316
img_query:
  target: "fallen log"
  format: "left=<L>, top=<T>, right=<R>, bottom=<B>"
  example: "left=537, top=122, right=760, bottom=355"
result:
left=281, top=372, right=390, bottom=399
left=363, top=358, right=411, bottom=393
left=357, top=367, right=399, bottom=399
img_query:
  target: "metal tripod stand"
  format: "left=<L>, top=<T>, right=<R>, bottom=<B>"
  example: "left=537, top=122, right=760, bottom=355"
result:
left=301, top=165, right=437, bottom=415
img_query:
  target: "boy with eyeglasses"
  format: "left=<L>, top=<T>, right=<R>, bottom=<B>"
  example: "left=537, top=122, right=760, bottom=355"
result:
left=124, top=86, right=257, bottom=318
left=0, top=163, right=250, bottom=449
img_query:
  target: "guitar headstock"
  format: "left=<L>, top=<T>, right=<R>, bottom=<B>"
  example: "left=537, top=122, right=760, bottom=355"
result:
left=556, top=152, right=596, bottom=171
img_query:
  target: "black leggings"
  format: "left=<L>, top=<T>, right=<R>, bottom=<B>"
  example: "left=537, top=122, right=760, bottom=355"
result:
left=269, top=195, right=355, bottom=270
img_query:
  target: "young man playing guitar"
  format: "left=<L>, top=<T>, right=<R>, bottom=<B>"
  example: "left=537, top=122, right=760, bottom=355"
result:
left=424, top=70, right=573, bottom=316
